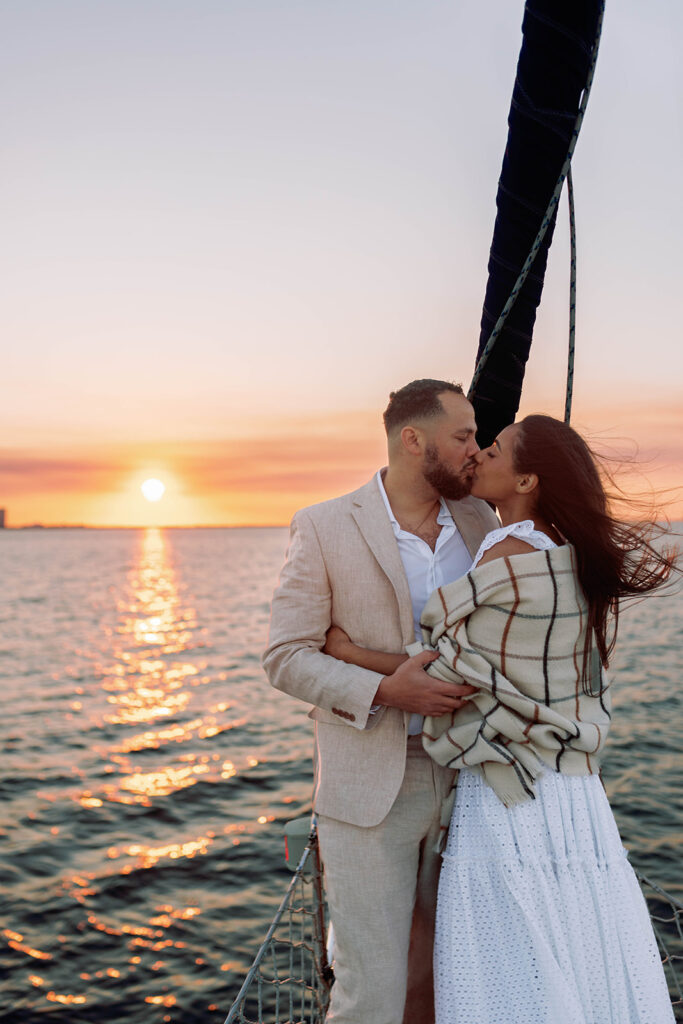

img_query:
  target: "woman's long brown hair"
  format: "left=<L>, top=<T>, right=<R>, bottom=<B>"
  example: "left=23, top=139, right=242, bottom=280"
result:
left=513, top=415, right=678, bottom=693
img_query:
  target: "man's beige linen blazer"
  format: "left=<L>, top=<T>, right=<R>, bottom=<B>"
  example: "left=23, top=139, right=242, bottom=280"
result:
left=263, top=474, right=499, bottom=828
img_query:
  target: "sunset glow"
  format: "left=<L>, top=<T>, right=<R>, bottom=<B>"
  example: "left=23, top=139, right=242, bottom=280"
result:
left=2, top=402, right=681, bottom=527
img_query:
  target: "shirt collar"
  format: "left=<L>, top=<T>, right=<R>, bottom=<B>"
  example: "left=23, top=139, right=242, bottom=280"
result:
left=376, top=469, right=454, bottom=536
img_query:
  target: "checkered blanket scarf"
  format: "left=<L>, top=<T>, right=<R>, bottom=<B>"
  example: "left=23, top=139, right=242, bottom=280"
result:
left=415, top=544, right=612, bottom=822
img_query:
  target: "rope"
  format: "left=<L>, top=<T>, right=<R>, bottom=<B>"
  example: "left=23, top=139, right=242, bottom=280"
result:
left=468, top=0, right=606, bottom=411
left=564, top=164, right=576, bottom=422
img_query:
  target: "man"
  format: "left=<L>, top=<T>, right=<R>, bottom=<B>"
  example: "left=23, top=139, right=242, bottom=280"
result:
left=263, top=380, right=499, bottom=1024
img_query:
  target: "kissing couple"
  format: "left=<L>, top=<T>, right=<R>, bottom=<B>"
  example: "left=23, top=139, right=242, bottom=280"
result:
left=264, top=378, right=675, bottom=1024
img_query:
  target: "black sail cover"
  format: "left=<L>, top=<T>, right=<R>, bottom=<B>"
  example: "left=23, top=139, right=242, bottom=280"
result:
left=471, top=0, right=602, bottom=449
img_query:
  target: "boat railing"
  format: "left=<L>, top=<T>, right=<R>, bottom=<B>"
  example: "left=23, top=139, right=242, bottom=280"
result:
left=223, top=821, right=682, bottom=1024
left=635, top=870, right=683, bottom=1020
left=223, top=825, right=332, bottom=1024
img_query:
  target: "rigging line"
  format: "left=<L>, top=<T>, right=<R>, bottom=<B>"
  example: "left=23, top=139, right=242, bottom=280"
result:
left=468, top=0, right=606, bottom=404
left=565, top=164, right=576, bottom=423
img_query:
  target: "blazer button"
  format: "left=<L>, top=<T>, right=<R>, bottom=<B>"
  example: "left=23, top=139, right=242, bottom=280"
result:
left=332, top=707, right=355, bottom=722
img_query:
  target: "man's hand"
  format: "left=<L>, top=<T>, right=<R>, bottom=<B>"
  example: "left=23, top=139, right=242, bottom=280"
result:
left=374, top=651, right=476, bottom=715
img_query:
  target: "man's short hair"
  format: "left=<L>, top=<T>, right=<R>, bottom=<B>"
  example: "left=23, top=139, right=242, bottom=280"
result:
left=382, top=379, right=464, bottom=435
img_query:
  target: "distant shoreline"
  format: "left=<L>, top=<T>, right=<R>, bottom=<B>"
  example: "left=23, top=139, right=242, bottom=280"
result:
left=2, top=521, right=680, bottom=533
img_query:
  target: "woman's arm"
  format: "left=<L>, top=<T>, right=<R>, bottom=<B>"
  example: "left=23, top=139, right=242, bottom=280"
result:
left=323, top=625, right=408, bottom=676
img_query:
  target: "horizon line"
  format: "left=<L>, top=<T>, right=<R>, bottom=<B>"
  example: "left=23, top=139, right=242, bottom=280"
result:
left=0, top=522, right=291, bottom=531
left=3, top=518, right=682, bottom=532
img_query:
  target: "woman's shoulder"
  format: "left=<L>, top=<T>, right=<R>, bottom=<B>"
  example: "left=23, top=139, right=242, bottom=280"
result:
left=476, top=535, right=541, bottom=566
left=421, top=536, right=576, bottom=631
left=471, top=520, right=557, bottom=569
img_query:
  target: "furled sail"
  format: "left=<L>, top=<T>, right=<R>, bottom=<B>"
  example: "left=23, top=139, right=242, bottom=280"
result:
left=470, top=0, right=603, bottom=448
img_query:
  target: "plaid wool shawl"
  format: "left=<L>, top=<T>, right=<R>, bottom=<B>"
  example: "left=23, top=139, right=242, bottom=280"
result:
left=416, top=544, right=612, bottom=815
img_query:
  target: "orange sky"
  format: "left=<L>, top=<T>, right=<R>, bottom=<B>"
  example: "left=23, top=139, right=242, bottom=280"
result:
left=2, top=400, right=681, bottom=528
left=2, top=412, right=382, bottom=527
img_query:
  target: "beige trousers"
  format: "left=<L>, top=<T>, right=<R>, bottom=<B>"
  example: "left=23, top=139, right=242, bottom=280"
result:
left=317, top=738, right=452, bottom=1024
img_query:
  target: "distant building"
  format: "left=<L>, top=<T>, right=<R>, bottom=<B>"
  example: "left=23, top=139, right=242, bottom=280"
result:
left=0, top=509, right=5, bottom=528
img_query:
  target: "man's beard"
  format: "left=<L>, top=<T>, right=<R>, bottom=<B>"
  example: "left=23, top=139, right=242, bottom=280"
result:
left=422, top=443, right=473, bottom=501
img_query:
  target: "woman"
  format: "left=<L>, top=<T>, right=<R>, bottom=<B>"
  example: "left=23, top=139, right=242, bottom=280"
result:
left=325, top=414, right=677, bottom=1024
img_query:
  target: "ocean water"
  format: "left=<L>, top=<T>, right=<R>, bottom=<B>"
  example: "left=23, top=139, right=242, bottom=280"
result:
left=0, top=526, right=680, bottom=1023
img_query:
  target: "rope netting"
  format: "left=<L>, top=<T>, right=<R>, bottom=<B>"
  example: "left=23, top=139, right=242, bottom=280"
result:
left=223, top=830, right=332, bottom=1024
left=635, top=869, right=683, bottom=1021
left=223, top=826, right=682, bottom=1023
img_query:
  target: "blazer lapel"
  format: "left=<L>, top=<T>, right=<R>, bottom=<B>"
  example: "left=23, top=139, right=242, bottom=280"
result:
left=445, top=498, right=487, bottom=559
left=351, top=477, right=415, bottom=644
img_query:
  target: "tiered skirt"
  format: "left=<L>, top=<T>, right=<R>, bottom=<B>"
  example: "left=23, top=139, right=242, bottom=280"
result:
left=435, top=768, right=674, bottom=1024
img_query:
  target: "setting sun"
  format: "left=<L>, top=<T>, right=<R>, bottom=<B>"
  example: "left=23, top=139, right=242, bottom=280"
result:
left=141, top=478, right=166, bottom=503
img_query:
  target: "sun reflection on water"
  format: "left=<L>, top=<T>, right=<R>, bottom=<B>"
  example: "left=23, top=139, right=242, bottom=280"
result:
left=36, top=528, right=276, bottom=1016
left=103, top=528, right=200, bottom=729
left=76, top=528, right=222, bottom=810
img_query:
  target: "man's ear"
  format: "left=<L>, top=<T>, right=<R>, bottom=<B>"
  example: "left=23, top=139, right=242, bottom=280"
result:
left=516, top=472, right=539, bottom=495
left=400, top=425, right=423, bottom=456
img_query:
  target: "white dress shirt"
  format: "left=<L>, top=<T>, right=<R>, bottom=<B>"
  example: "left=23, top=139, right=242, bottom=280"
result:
left=376, top=470, right=473, bottom=734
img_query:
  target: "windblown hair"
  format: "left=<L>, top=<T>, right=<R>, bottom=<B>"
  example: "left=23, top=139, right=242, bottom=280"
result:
left=513, top=415, right=677, bottom=692
left=383, top=379, right=464, bottom=436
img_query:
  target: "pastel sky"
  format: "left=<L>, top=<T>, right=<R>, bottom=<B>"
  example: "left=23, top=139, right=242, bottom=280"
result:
left=2, top=0, right=681, bottom=526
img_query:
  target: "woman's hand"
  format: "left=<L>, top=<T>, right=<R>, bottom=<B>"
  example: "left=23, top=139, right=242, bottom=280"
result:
left=323, top=625, right=353, bottom=661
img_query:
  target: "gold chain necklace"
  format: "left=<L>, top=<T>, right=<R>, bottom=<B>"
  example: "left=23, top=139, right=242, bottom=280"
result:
left=399, top=499, right=440, bottom=537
